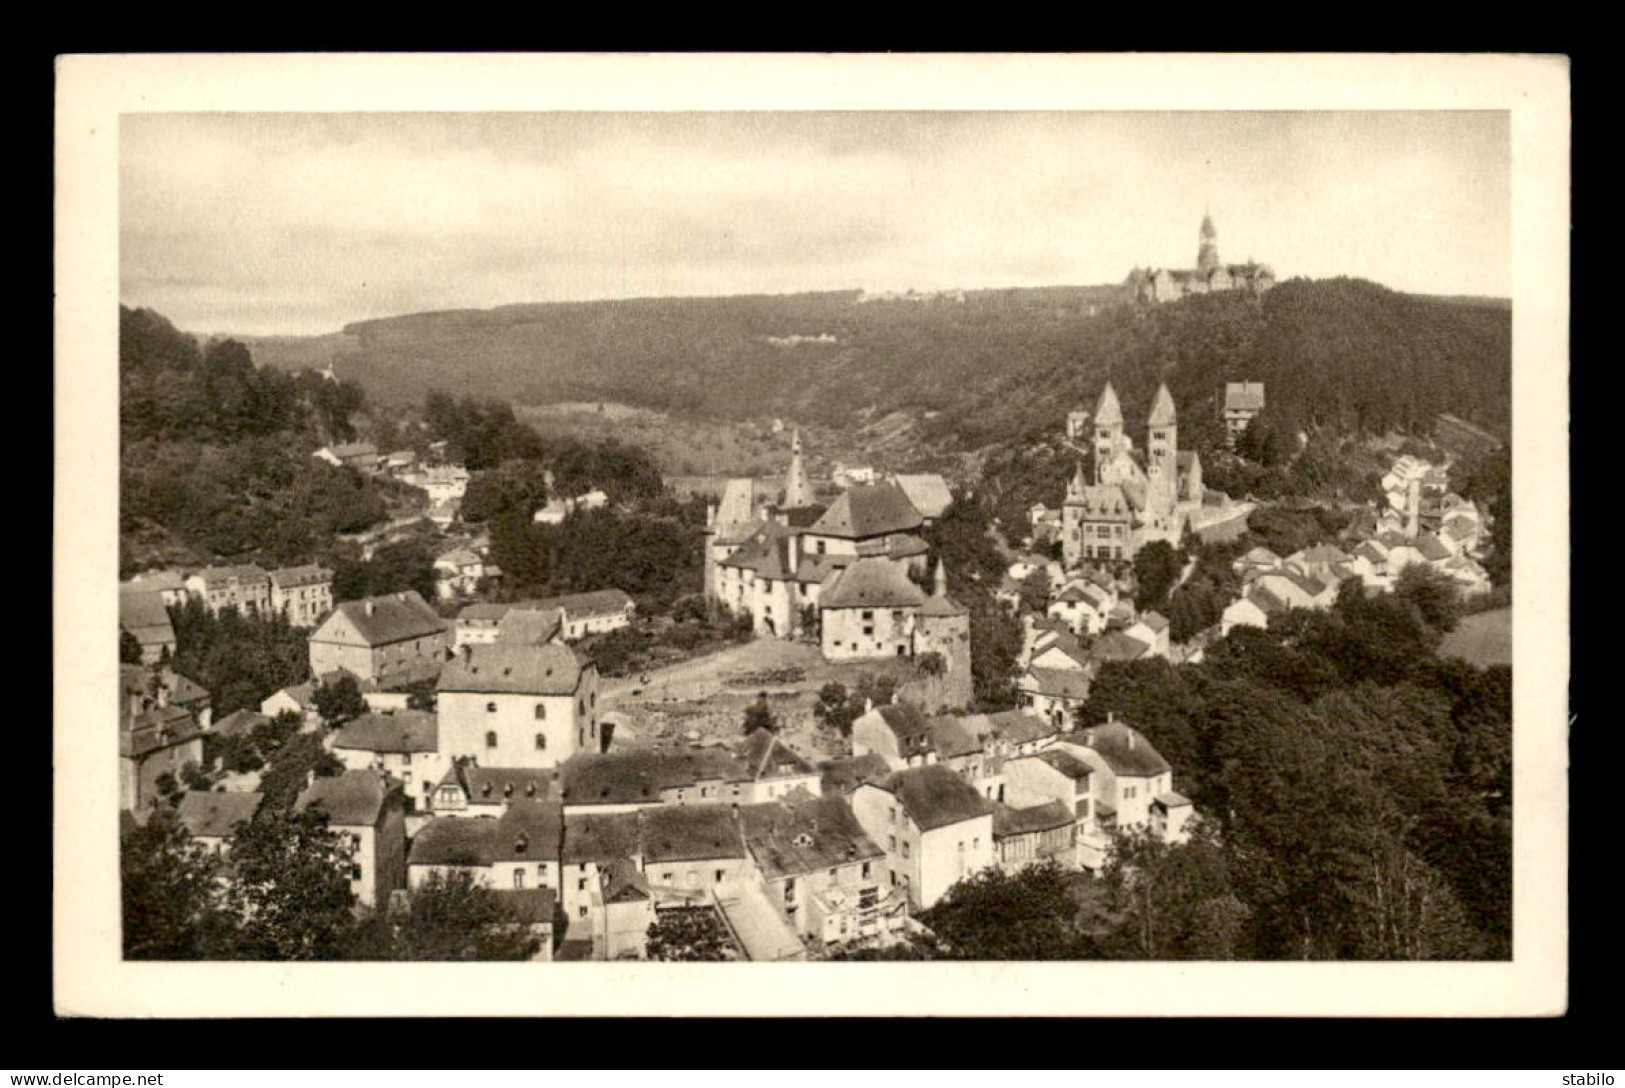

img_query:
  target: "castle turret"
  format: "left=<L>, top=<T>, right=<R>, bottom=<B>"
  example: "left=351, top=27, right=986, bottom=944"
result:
left=1197, top=212, right=1221, bottom=274
left=1148, top=382, right=1179, bottom=520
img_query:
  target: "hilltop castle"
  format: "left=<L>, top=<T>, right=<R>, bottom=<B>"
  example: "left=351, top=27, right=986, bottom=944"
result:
left=1127, top=214, right=1275, bottom=304
left=1062, top=382, right=1204, bottom=566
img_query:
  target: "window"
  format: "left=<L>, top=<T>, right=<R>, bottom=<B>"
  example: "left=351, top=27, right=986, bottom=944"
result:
left=662, top=872, right=674, bottom=884
left=486, top=702, right=497, bottom=713
left=888, top=835, right=897, bottom=852
left=534, top=704, right=547, bottom=719
left=579, top=905, right=588, bottom=918
left=861, top=861, right=872, bottom=881
left=715, top=869, right=725, bottom=884
left=816, top=540, right=826, bottom=555
left=514, top=869, right=526, bottom=889
left=485, top=731, right=497, bottom=748
left=861, top=610, right=874, bottom=621
left=901, top=841, right=910, bottom=859
left=535, top=733, right=547, bottom=750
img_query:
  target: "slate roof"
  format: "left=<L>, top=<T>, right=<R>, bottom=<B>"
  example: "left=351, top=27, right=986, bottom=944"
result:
left=740, top=794, right=884, bottom=880
left=438, top=642, right=589, bottom=696
left=562, top=810, right=642, bottom=865
left=1295, top=544, right=1350, bottom=565
left=297, top=769, right=398, bottom=827
left=493, top=887, right=558, bottom=925
left=1224, top=382, right=1266, bottom=411
left=1093, top=383, right=1124, bottom=427
left=1153, top=790, right=1192, bottom=809
left=560, top=748, right=749, bottom=806
left=1355, top=541, right=1389, bottom=564
left=973, top=709, right=1061, bottom=748
left=1068, top=484, right=1136, bottom=521
left=410, top=816, right=499, bottom=867
left=809, top=482, right=924, bottom=539
left=463, top=766, right=559, bottom=805
left=1030, top=748, right=1095, bottom=781
left=602, top=856, right=650, bottom=902
left=495, top=800, right=565, bottom=862
left=331, top=710, right=439, bottom=754
left=1247, top=586, right=1290, bottom=616
left=1415, top=534, right=1454, bottom=562
left=1137, top=611, right=1170, bottom=633
left=119, top=588, right=175, bottom=645
left=738, top=728, right=816, bottom=781
left=1148, top=383, right=1177, bottom=427
left=873, top=764, right=993, bottom=831
left=1022, top=667, right=1093, bottom=701
left=792, top=554, right=849, bottom=585
left=458, top=602, right=514, bottom=624
left=212, top=709, right=271, bottom=739
left=1073, top=721, right=1171, bottom=778
left=268, top=564, right=333, bottom=589
left=495, top=607, right=564, bottom=647
left=192, top=564, right=270, bottom=589
left=929, top=716, right=983, bottom=759
left=324, top=592, right=445, bottom=647
left=529, top=589, right=636, bottom=619
left=816, top=753, right=893, bottom=795
left=1090, top=631, right=1152, bottom=663
left=819, top=558, right=926, bottom=610
left=870, top=703, right=936, bottom=757
left=120, top=704, right=202, bottom=758
left=892, top=474, right=954, bottom=520
left=992, top=800, right=1076, bottom=838
left=176, top=791, right=263, bottom=840
left=640, top=804, right=746, bottom=864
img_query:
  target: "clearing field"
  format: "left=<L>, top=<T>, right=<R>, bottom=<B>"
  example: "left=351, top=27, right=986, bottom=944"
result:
left=1438, top=607, right=1512, bottom=667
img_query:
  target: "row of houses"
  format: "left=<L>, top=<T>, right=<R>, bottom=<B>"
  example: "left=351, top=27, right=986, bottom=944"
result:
left=120, top=563, right=338, bottom=663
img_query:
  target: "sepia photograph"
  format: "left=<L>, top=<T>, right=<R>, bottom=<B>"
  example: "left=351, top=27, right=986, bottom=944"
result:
left=55, top=53, right=1569, bottom=1018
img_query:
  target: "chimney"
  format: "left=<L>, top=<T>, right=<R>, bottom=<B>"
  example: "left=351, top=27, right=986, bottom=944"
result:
left=515, top=832, right=528, bottom=854
left=460, top=644, right=472, bottom=665
left=366, top=600, right=376, bottom=616
left=1128, top=732, right=1137, bottom=750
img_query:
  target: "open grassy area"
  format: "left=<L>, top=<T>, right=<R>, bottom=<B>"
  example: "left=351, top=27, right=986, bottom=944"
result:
left=1439, top=607, right=1512, bottom=667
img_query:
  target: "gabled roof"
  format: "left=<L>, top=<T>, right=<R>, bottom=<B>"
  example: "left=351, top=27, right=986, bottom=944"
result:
left=409, top=816, right=499, bottom=867
left=1073, top=720, right=1171, bottom=778
left=892, top=474, right=954, bottom=520
left=993, top=800, right=1076, bottom=838
left=740, top=794, right=884, bottom=880
left=528, top=589, right=636, bottom=619
left=602, top=856, right=650, bottom=902
left=641, top=804, right=746, bottom=864
left=297, top=769, right=398, bottom=827
left=738, top=728, right=816, bottom=781
left=868, top=703, right=936, bottom=757
left=496, top=800, right=564, bottom=862
left=1293, top=544, right=1350, bottom=565
left=929, top=716, right=983, bottom=759
left=1090, top=631, right=1151, bottom=663
left=816, top=753, right=893, bottom=795
left=493, top=887, right=558, bottom=924
left=463, top=766, right=558, bottom=805
left=192, top=564, right=270, bottom=588
left=438, top=642, right=589, bottom=696
left=559, top=747, right=749, bottom=806
left=212, top=709, right=271, bottom=738
left=1153, top=790, right=1192, bottom=809
left=808, top=482, right=924, bottom=539
left=1415, top=534, right=1454, bottom=561
left=1137, top=611, right=1170, bottom=633
left=819, top=558, right=926, bottom=610
left=1247, top=585, right=1290, bottom=616
left=176, top=791, right=263, bottom=840
left=1355, top=541, right=1389, bottom=564
left=119, top=588, right=174, bottom=639
left=1224, top=382, right=1266, bottom=411
left=1022, top=667, right=1093, bottom=700
left=495, top=607, right=564, bottom=647
left=981, top=709, right=1060, bottom=747
left=562, top=810, right=642, bottom=865
left=268, top=564, right=333, bottom=589
left=1029, top=748, right=1094, bottom=780
left=322, top=592, right=445, bottom=647
left=870, top=764, right=992, bottom=832
left=331, top=710, right=438, bottom=754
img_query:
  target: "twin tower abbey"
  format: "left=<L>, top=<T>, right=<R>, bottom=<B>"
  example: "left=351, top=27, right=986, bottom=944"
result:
left=1126, top=213, right=1275, bottom=304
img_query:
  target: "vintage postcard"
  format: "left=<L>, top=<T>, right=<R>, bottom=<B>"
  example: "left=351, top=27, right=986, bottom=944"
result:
left=55, top=53, right=1569, bottom=1017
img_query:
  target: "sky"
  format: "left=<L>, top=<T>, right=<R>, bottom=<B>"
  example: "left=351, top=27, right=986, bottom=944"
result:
left=120, top=111, right=1512, bottom=336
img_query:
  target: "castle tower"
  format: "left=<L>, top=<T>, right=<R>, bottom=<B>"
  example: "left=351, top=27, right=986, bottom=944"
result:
left=912, top=559, right=973, bottom=713
left=1147, top=382, right=1179, bottom=517
left=1092, top=382, right=1126, bottom=485
left=783, top=428, right=813, bottom=509
left=1197, top=212, right=1221, bottom=274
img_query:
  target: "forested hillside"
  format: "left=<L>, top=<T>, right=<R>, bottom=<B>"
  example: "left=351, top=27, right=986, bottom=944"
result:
left=249, top=278, right=1509, bottom=450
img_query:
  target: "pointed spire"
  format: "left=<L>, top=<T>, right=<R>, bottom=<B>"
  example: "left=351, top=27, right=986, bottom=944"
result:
left=1201, top=210, right=1216, bottom=239
left=1093, top=382, right=1123, bottom=427
left=934, top=558, right=949, bottom=598
left=783, top=427, right=812, bottom=509
left=1149, top=382, right=1177, bottom=426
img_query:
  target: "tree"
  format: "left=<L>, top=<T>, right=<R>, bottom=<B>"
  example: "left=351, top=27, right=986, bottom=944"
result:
left=1132, top=539, right=1182, bottom=612
left=386, top=869, right=541, bottom=961
left=120, top=630, right=144, bottom=665
left=1016, top=567, right=1052, bottom=614
left=918, top=860, right=1105, bottom=960
left=1100, top=823, right=1249, bottom=960
left=258, top=732, right=346, bottom=812
left=1393, top=562, right=1462, bottom=636
left=645, top=908, right=736, bottom=961
left=224, top=807, right=359, bottom=960
left=121, top=808, right=234, bottom=959
left=743, top=694, right=778, bottom=734
left=314, top=673, right=369, bottom=728
left=916, top=651, right=946, bottom=677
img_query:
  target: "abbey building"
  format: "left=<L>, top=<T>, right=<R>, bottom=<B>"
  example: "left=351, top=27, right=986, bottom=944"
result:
left=1062, top=382, right=1203, bottom=566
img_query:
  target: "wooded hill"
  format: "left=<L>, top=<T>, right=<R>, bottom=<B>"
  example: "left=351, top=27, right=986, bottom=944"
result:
left=249, top=278, right=1510, bottom=450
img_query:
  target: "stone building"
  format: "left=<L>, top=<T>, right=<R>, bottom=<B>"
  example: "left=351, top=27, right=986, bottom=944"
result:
left=1127, top=214, right=1276, bottom=304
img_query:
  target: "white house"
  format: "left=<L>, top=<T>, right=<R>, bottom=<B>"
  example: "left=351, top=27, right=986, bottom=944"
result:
left=851, top=764, right=996, bottom=911
left=436, top=641, right=601, bottom=770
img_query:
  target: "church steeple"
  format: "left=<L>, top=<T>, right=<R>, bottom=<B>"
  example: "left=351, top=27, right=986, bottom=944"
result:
left=1092, top=382, right=1126, bottom=484
left=783, top=428, right=812, bottom=508
left=1197, top=212, right=1221, bottom=274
